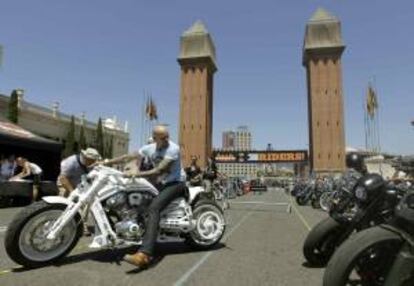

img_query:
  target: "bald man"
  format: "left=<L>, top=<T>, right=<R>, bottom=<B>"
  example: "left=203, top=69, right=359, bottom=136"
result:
left=104, top=125, right=184, bottom=268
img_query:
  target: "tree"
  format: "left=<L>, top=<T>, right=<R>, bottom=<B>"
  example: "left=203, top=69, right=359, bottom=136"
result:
left=96, top=118, right=105, bottom=157
left=105, top=135, right=114, bottom=159
left=63, top=116, right=76, bottom=157
left=7, top=90, right=19, bottom=123
left=79, top=124, right=87, bottom=151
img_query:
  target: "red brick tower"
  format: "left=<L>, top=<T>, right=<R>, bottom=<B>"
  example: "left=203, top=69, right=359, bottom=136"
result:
left=178, top=21, right=217, bottom=167
left=303, top=8, right=346, bottom=173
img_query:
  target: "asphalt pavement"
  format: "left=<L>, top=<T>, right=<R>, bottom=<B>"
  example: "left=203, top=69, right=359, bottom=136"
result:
left=0, top=188, right=327, bottom=286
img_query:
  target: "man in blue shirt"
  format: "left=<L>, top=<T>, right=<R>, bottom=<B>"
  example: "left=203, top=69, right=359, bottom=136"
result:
left=104, top=125, right=185, bottom=268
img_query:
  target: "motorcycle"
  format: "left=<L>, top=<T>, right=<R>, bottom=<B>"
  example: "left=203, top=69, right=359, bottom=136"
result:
left=4, top=166, right=226, bottom=268
left=303, top=173, right=403, bottom=266
left=295, top=179, right=316, bottom=206
left=323, top=186, right=414, bottom=286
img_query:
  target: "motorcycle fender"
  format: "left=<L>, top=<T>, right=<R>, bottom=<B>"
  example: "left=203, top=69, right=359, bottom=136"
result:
left=188, top=186, right=204, bottom=203
left=384, top=244, right=414, bottom=286
left=42, top=196, right=72, bottom=206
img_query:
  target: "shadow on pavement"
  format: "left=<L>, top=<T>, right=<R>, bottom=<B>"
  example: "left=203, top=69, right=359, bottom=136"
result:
left=301, top=261, right=325, bottom=269
left=11, top=242, right=226, bottom=274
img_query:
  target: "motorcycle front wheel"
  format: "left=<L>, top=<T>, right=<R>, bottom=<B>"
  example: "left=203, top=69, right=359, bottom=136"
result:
left=303, top=217, right=344, bottom=266
left=5, top=201, right=83, bottom=268
left=185, top=200, right=226, bottom=250
left=323, top=226, right=403, bottom=286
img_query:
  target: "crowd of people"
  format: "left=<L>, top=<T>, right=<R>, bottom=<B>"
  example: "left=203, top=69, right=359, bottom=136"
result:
left=1, top=154, right=43, bottom=201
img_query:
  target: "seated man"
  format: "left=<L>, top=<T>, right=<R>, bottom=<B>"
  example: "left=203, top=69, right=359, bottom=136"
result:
left=203, top=156, right=218, bottom=195
left=104, top=125, right=184, bottom=268
left=10, top=157, right=42, bottom=202
left=185, top=156, right=203, bottom=186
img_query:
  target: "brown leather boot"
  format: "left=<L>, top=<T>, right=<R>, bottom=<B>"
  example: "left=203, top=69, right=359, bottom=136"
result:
left=123, top=252, right=152, bottom=268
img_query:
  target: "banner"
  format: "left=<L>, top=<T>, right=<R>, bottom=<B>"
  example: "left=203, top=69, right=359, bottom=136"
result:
left=213, top=150, right=308, bottom=163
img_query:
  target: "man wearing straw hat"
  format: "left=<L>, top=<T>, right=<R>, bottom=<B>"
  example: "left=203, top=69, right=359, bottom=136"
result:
left=58, top=148, right=102, bottom=198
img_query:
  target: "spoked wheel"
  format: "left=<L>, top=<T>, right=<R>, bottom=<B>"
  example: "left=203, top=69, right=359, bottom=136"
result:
left=319, top=192, right=333, bottom=212
left=5, top=201, right=83, bottom=268
left=323, top=226, right=403, bottom=286
left=185, top=200, right=226, bottom=250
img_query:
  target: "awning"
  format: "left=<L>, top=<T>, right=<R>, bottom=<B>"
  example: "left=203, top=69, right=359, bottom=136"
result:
left=0, top=117, right=62, bottom=152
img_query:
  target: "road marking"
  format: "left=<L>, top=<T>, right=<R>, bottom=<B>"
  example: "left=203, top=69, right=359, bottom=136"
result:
left=174, top=212, right=253, bottom=286
left=0, top=269, right=12, bottom=275
left=0, top=226, right=7, bottom=233
left=283, top=192, right=311, bottom=231
left=0, top=266, right=23, bottom=276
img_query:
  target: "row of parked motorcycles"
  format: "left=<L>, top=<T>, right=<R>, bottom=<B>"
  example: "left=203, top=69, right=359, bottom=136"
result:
left=290, top=153, right=414, bottom=285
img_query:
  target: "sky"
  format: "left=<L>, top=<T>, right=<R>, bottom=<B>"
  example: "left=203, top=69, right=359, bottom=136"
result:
left=0, top=0, right=412, bottom=155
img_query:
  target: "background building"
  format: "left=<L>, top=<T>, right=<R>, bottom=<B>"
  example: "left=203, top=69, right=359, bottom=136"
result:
left=221, top=126, right=252, bottom=151
left=0, top=91, right=129, bottom=158
left=235, top=126, right=252, bottom=150
left=218, top=126, right=255, bottom=177
left=217, top=163, right=258, bottom=178
left=222, top=130, right=235, bottom=150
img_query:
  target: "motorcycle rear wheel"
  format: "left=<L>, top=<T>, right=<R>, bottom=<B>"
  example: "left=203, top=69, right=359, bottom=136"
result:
left=185, top=200, right=226, bottom=250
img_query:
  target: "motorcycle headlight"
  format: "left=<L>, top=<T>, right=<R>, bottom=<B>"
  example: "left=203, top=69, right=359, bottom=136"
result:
left=355, top=186, right=367, bottom=201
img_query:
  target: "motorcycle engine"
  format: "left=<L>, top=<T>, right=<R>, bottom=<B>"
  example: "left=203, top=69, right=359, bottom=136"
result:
left=104, top=192, right=153, bottom=240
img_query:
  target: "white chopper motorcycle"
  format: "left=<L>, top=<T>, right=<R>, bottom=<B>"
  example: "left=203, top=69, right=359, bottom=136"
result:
left=5, top=166, right=226, bottom=268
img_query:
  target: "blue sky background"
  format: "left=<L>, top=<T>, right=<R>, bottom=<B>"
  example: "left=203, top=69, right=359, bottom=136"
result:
left=0, top=0, right=412, bottom=154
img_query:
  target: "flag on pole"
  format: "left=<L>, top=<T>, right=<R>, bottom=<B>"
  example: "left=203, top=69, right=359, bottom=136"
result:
left=366, top=85, right=378, bottom=118
left=145, top=96, right=158, bottom=121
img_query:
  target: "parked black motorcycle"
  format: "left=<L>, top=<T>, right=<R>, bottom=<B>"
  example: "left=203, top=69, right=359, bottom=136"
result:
left=323, top=187, right=414, bottom=286
left=295, top=179, right=316, bottom=206
left=303, top=154, right=402, bottom=266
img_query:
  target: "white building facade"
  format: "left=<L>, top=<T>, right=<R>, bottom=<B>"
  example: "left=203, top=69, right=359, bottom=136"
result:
left=0, top=92, right=129, bottom=157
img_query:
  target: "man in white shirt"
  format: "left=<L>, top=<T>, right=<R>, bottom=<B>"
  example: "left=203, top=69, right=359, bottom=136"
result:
left=10, top=157, right=42, bottom=202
